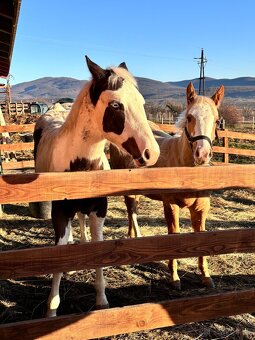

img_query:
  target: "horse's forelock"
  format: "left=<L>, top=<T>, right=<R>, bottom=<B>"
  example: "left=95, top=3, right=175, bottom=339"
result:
left=110, top=66, right=137, bottom=87
left=89, top=67, right=137, bottom=106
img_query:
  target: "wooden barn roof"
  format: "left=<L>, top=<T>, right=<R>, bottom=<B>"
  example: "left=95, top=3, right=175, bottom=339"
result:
left=0, top=0, right=21, bottom=78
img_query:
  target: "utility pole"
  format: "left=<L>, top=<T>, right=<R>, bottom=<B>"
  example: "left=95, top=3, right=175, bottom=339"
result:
left=194, top=48, right=207, bottom=95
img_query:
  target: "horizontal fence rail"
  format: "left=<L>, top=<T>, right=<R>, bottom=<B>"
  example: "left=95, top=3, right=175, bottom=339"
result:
left=1, top=289, right=255, bottom=340
left=0, top=123, right=35, bottom=133
left=0, top=229, right=254, bottom=279
left=0, top=165, right=254, bottom=204
left=0, top=124, right=254, bottom=171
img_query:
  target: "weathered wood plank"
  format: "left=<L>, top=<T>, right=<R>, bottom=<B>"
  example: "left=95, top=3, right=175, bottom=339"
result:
left=0, top=123, right=35, bottom=133
left=213, top=146, right=255, bottom=157
left=0, top=141, right=34, bottom=152
left=0, top=165, right=254, bottom=204
left=156, top=123, right=178, bottom=134
left=1, top=289, right=254, bottom=339
left=0, top=229, right=254, bottom=279
left=1, top=160, right=34, bottom=170
left=219, top=129, right=255, bottom=141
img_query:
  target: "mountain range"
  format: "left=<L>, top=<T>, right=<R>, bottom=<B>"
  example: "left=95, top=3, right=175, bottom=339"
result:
left=11, top=76, right=255, bottom=106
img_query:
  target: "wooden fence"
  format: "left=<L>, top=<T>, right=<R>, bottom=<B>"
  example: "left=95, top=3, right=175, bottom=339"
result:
left=0, top=102, right=31, bottom=116
left=0, top=165, right=254, bottom=339
left=0, top=124, right=255, bottom=172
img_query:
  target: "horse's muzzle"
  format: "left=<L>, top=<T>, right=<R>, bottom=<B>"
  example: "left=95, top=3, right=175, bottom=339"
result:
left=194, top=146, right=213, bottom=166
left=135, top=146, right=159, bottom=167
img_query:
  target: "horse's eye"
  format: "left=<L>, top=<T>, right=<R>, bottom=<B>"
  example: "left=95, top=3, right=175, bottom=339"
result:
left=216, top=119, right=220, bottom=126
left=110, top=101, right=120, bottom=109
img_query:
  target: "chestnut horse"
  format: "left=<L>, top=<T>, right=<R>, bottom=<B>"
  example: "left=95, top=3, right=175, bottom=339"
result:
left=34, top=56, right=160, bottom=317
left=110, top=82, right=224, bottom=290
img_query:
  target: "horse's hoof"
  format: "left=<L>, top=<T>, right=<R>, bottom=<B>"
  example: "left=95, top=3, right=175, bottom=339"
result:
left=96, top=303, right=109, bottom=310
left=202, top=277, right=215, bottom=288
left=46, top=310, right=57, bottom=318
left=171, top=280, right=181, bottom=291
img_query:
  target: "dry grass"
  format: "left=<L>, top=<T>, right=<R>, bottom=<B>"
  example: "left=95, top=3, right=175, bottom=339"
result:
left=0, top=189, right=254, bottom=339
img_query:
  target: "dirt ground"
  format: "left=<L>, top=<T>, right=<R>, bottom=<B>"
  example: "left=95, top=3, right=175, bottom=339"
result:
left=0, top=187, right=254, bottom=339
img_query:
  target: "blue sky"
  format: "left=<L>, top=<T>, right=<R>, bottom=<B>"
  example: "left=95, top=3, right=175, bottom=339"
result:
left=10, top=0, right=255, bottom=84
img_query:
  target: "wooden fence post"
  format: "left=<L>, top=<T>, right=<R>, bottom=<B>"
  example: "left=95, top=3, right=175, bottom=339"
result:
left=223, top=129, right=229, bottom=164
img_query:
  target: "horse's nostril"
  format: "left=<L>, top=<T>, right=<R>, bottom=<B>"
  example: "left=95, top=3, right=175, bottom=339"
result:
left=144, top=148, right=150, bottom=161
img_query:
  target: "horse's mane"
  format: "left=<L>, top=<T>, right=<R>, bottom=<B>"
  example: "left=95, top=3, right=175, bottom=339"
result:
left=175, top=109, right=187, bottom=130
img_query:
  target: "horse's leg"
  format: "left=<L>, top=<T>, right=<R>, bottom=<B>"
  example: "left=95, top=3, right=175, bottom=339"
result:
left=88, top=206, right=109, bottom=309
left=163, top=200, right=181, bottom=290
left=68, top=226, right=74, bottom=243
left=125, top=195, right=142, bottom=238
left=77, top=211, right=90, bottom=242
left=189, top=198, right=215, bottom=288
left=46, top=201, right=74, bottom=317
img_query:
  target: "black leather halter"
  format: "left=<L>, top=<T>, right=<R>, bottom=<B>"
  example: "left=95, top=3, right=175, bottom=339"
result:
left=184, top=126, right=212, bottom=148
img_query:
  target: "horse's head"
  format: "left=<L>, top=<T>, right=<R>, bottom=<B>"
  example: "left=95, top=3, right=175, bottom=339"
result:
left=184, top=82, right=224, bottom=166
left=86, top=56, right=159, bottom=166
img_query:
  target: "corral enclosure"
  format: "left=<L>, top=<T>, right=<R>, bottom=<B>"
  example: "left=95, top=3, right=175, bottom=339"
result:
left=0, top=156, right=254, bottom=339
left=0, top=124, right=255, bottom=339
left=0, top=123, right=254, bottom=339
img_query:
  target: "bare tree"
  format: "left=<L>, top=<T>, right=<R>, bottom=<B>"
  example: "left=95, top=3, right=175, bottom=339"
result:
left=242, top=106, right=254, bottom=120
left=219, top=104, right=243, bottom=125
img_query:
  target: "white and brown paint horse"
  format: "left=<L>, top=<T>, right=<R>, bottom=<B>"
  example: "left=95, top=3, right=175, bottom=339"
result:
left=34, top=56, right=160, bottom=317
left=110, top=82, right=224, bottom=290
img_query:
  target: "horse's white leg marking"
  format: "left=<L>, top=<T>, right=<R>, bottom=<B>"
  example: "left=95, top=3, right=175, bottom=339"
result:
left=68, top=227, right=74, bottom=243
left=46, top=273, right=62, bottom=317
left=130, top=213, right=142, bottom=238
left=77, top=212, right=90, bottom=242
left=47, top=219, right=72, bottom=317
left=89, top=212, right=109, bottom=308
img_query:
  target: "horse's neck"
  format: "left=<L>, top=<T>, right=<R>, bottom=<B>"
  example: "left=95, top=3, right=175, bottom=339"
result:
left=177, top=133, right=194, bottom=166
left=56, top=91, right=106, bottom=163
left=156, top=132, right=194, bottom=167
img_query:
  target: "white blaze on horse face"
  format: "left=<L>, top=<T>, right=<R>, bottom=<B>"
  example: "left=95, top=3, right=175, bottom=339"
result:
left=98, top=80, right=159, bottom=166
left=189, top=100, right=217, bottom=165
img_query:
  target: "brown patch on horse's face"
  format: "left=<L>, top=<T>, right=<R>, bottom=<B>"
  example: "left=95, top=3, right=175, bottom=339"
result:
left=122, top=137, right=142, bottom=160
left=186, top=113, right=196, bottom=135
left=103, top=101, right=125, bottom=135
left=67, top=157, right=103, bottom=171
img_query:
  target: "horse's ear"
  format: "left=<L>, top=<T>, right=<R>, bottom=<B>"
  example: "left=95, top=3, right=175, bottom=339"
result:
left=118, top=62, right=128, bottom=71
left=85, top=55, right=108, bottom=80
left=186, top=82, right=197, bottom=105
left=211, top=85, right=224, bottom=108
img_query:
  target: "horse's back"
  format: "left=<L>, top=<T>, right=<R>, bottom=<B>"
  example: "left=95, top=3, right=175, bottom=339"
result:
left=34, top=108, right=69, bottom=171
